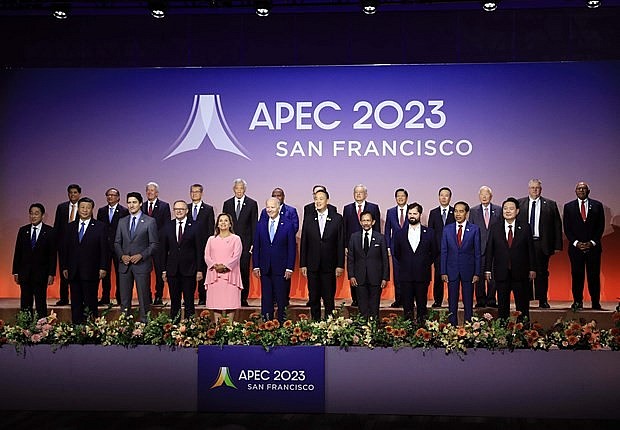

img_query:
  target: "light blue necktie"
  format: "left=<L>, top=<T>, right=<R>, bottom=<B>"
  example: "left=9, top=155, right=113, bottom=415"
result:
left=109, top=206, right=114, bottom=223
left=130, top=216, right=136, bottom=239
left=269, top=220, right=275, bottom=242
left=442, top=208, right=447, bottom=225
left=78, top=222, right=85, bottom=243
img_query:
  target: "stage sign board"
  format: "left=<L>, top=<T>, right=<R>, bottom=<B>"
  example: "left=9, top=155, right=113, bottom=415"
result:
left=197, top=345, right=325, bottom=413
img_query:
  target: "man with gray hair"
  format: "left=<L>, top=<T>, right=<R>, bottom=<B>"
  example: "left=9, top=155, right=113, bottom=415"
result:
left=223, top=178, right=258, bottom=307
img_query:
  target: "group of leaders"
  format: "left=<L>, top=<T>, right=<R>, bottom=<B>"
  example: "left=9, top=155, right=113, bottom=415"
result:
left=12, top=178, right=605, bottom=325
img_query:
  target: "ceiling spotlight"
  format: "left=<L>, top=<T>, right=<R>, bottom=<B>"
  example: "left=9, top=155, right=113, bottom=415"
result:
left=586, top=0, right=601, bottom=8
left=255, top=0, right=272, bottom=17
left=362, top=0, right=378, bottom=15
left=149, top=1, right=167, bottom=19
left=51, top=3, right=69, bottom=19
left=482, top=1, right=499, bottom=12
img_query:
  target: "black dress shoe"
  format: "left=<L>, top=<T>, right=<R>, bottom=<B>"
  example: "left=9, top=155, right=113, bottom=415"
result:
left=431, top=302, right=442, bottom=308
left=55, top=300, right=69, bottom=306
left=241, top=300, right=250, bottom=307
left=153, top=297, right=164, bottom=306
left=571, top=302, right=583, bottom=310
left=305, top=300, right=311, bottom=307
left=591, top=303, right=603, bottom=310
left=351, top=301, right=358, bottom=307
left=487, top=302, right=498, bottom=308
left=390, top=301, right=401, bottom=308
left=197, top=300, right=206, bottom=306
left=98, top=299, right=110, bottom=306
left=539, top=302, right=551, bottom=309
left=475, top=303, right=486, bottom=309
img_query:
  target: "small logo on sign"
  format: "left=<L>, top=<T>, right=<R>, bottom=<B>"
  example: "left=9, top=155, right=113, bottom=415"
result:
left=211, top=366, right=237, bottom=389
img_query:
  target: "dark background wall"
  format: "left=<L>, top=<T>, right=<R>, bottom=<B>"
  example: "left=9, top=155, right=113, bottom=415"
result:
left=1, top=6, right=619, bottom=68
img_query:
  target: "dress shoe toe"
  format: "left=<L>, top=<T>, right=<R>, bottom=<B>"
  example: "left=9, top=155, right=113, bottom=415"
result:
left=539, top=302, right=551, bottom=309
left=431, top=302, right=442, bottom=308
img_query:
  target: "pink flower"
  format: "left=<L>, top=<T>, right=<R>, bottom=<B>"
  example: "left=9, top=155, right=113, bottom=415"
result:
left=31, top=334, right=42, bottom=343
left=132, top=328, right=142, bottom=337
left=483, top=313, right=493, bottom=321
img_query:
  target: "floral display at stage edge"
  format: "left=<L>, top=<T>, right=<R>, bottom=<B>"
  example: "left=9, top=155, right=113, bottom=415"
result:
left=1, top=307, right=619, bottom=355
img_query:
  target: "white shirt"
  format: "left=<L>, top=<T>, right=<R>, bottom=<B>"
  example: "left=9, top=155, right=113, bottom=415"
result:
left=78, top=218, right=92, bottom=234
left=504, top=220, right=516, bottom=240
left=408, top=224, right=421, bottom=252
left=317, top=209, right=328, bottom=237
left=361, top=228, right=372, bottom=248
left=528, top=198, right=541, bottom=237
left=455, top=220, right=467, bottom=234
left=30, top=223, right=42, bottom=241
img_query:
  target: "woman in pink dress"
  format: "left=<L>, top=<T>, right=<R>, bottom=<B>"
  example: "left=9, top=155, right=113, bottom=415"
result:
left=204, top=213, right=243, bottom=319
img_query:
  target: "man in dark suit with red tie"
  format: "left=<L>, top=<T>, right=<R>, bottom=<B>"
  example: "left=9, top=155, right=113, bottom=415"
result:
left=53, top=183, right=81, bottom=306
left=96, top=187, right=129, bottom=306
left=142, top=181, right=171, bottom=305
left=342, top=184, right=381, bottom=307
left=300, top=189, right=345, bottom=320
left=222, top=178, right=258, bottom=307
left=384, top=188, right=409, bottom=308
left=162, top=201, right=204, bottom=322
left=485, top=198, right=536, bottom=321
left=62, top=197, right=108, bottom=324
left=428, top=187, right=455, bottom=308
left=188, top=183, right=215, bottom=306
left=13, top=203, right=57, bottom=319
left=393, top=203, right=437, bottom=323
left=563, top=182, right=605, bottom=310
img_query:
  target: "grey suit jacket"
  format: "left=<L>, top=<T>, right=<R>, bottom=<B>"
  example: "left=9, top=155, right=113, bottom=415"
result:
left=114, top=213, right=159, bottom=274
left=469, top=203, right=502, bottom=255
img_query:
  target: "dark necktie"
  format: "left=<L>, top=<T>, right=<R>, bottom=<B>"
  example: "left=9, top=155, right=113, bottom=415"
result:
left=580, top=200, right=587, bottom=222
left=457, top=224, right=463, bottom=247
left=442, top=208, right=447, bottom=225
left=31, top=226, right=37, bottom=248
left=178, top=221, right=183, bottom=243
left=530, top=201, right=536, bottom=235
left=364, top=231, right=370, bottom=254
left=507, top=224, right=513, bottom=248
left=193, top=205, right=198, bottom=221
left=399, top=208, right=404, bottom=228
left=78, top=221, right=86, bottom=243
left=236, top=200, right=241, bottom=219
left=130, top=216, right=136, bottom=239
left=148, top=202, right=153, bottom=217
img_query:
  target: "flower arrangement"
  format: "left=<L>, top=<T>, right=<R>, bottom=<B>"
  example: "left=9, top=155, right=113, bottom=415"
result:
left=1, top=309, right=619, bottom=355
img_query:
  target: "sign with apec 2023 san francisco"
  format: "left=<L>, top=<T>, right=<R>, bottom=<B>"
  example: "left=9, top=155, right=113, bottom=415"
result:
left=0, top=62, right=619, bottom=301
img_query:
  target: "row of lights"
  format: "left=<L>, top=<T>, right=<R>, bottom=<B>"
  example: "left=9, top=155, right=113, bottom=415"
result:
left=51, top=0, right=604, bottom=20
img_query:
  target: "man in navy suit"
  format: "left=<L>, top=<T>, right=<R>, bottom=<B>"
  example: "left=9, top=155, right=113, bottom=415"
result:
left=253, top=198, right=297, bottom=322
left=62, top=197, right=108, bottom=324
left=563, top=182, right=605, bottom=310
left=342, top=184, right=381, bottom=307
left=347, top=211, right=389, bottom=319
left=518, top=179, right=563, bottom=308
left=96, top=187, right=129, bottom=306
left=188, top=183, right=215, bottom=306
left=162, top=201, right=204, bottom=322
left=222, top=178, right=259, bottom=307
left=393, top=203, right=437, bottom=323
left=142, top=181, right=171, bottom=305
left=13, top=203, right=57, bottom=319
left=300, top=189, right=345, bottom=320
left=485, top=198, right=536, bottom=321
left=468, top=186, right=502, bottom=308
left=384, top=188, right=409, bottom=308
left=441, top=201, right=481, bottom=326
left=428, top=187, right=455, bottom=308
left=53, top=183, right=81, bottom=306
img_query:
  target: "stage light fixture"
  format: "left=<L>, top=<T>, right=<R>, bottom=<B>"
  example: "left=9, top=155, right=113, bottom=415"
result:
left=51, top=3, right=69, bottom=19
left=482, top=1, right=499, bottom=12
left=149, top=1, right=167, bottom=19
left=586, top=0, right=601, bottom=8
left=361, top=0, right=378, bottom=15
left=255, top=0, right=272, bottom=16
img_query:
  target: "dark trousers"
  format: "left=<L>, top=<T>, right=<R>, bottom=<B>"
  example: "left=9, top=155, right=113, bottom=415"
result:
left=69, top=279, right=99, bottom=324
left=432, top=258, right=444, bottom=304
left=240, top=250, right=251, bottom=304
left=20, top=280, right=48, bottom=319
left=401, top=281, right=429, bottom=323
left=356, top=283, right=381, bottom=319
left=530, top=241, right=551, bottom=302
left=197, top=274, right=206, bottom=303
left=58, top=256, right=70, bottom=302
left=568, top=247, right=601, bottom=305
left=350, top=283, right=358, bottom=304
left=260, top=271, right=288, bottom=323
left=100, top=256, right=121, bottom=304
left=496, top=276, right=529, bottom=321
left=152, top=251, right=165, bottom=300
left=307, top=270, right=336, bottom=320
left=447, top=275, right=474, bottom=326
left=475, top=255, right=497, bottom=305
left=392, top=257, right=401, bottom=303
left=168, top=274, right=196, bottom=322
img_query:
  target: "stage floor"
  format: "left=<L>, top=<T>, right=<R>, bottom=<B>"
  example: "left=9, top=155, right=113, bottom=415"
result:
left=0, top=298, right=617, bottom=329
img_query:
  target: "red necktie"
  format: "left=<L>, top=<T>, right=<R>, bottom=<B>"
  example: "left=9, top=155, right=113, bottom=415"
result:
left=507, top=225, right=513, bottom=248
left=357, top=204, right=362, bottom=220
left=457, top=224, right=463, bottom=247
left=580, top=200, right=587, bottom=222
left=148, top=202, right=153, bottom=217
left=399, top=208, right=404, bottom=228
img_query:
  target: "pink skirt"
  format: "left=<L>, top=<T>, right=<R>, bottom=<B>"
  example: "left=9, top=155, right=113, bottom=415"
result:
left=205, top=277, right=241, bottom=310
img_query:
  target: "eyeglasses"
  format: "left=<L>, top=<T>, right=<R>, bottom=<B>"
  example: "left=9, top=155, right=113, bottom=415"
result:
left=173, top=208, right=187, bottom=211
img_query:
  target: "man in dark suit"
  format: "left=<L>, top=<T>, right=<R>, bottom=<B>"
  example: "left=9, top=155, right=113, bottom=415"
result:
left=468, top=186, right=502, bottom=308
left=517, top=178, right=563, bottom=308
left=300, top=189, right=345, bottom=320
left=303, top=184, right=338, bottom=220
left=393, top=203, right=437, bottom=323
left=96, top=187, right=129, bottom=306
left=53, top=183, right=81, bottom=306
left=485, top=198, right=536, bottom=321
left=62, top=197, right=108, bottom=324
left=222, top=178, right=258, bottom=307
left=441, top=201, right=481, bottom=326
left=115, top=192, right=159, bottom=322
left=12, top=203, right=57, bottom=319
left=347, top=211, right=389, bottom=319
left=342, top=184, right=381, bottom=307
left=188, top=183, right=215, bottom=306
left=383, top=188, right=409, bottom=308
left=563, top=181, right=605, bottom=310
left=142, top=181, right=171, bottom=306
left=162, top=200, right=204, bottom=322
left=253, top=198, right=297, bottom=323
left=428, top=186, right=455, bottom=308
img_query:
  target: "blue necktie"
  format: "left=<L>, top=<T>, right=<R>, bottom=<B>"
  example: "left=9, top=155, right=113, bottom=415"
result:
left=269, top=220, right=275, bottom=242
left=31, top=226, right=37, bottom=248
left=109, top=206, right=114, bottom=223
left=130, top=216, right=136, bottom=239
left=193, top=204, right=198, bottom=221
left=529, top=201, right=536, bottom=235
left=78, top=222, right=85, bottom=243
